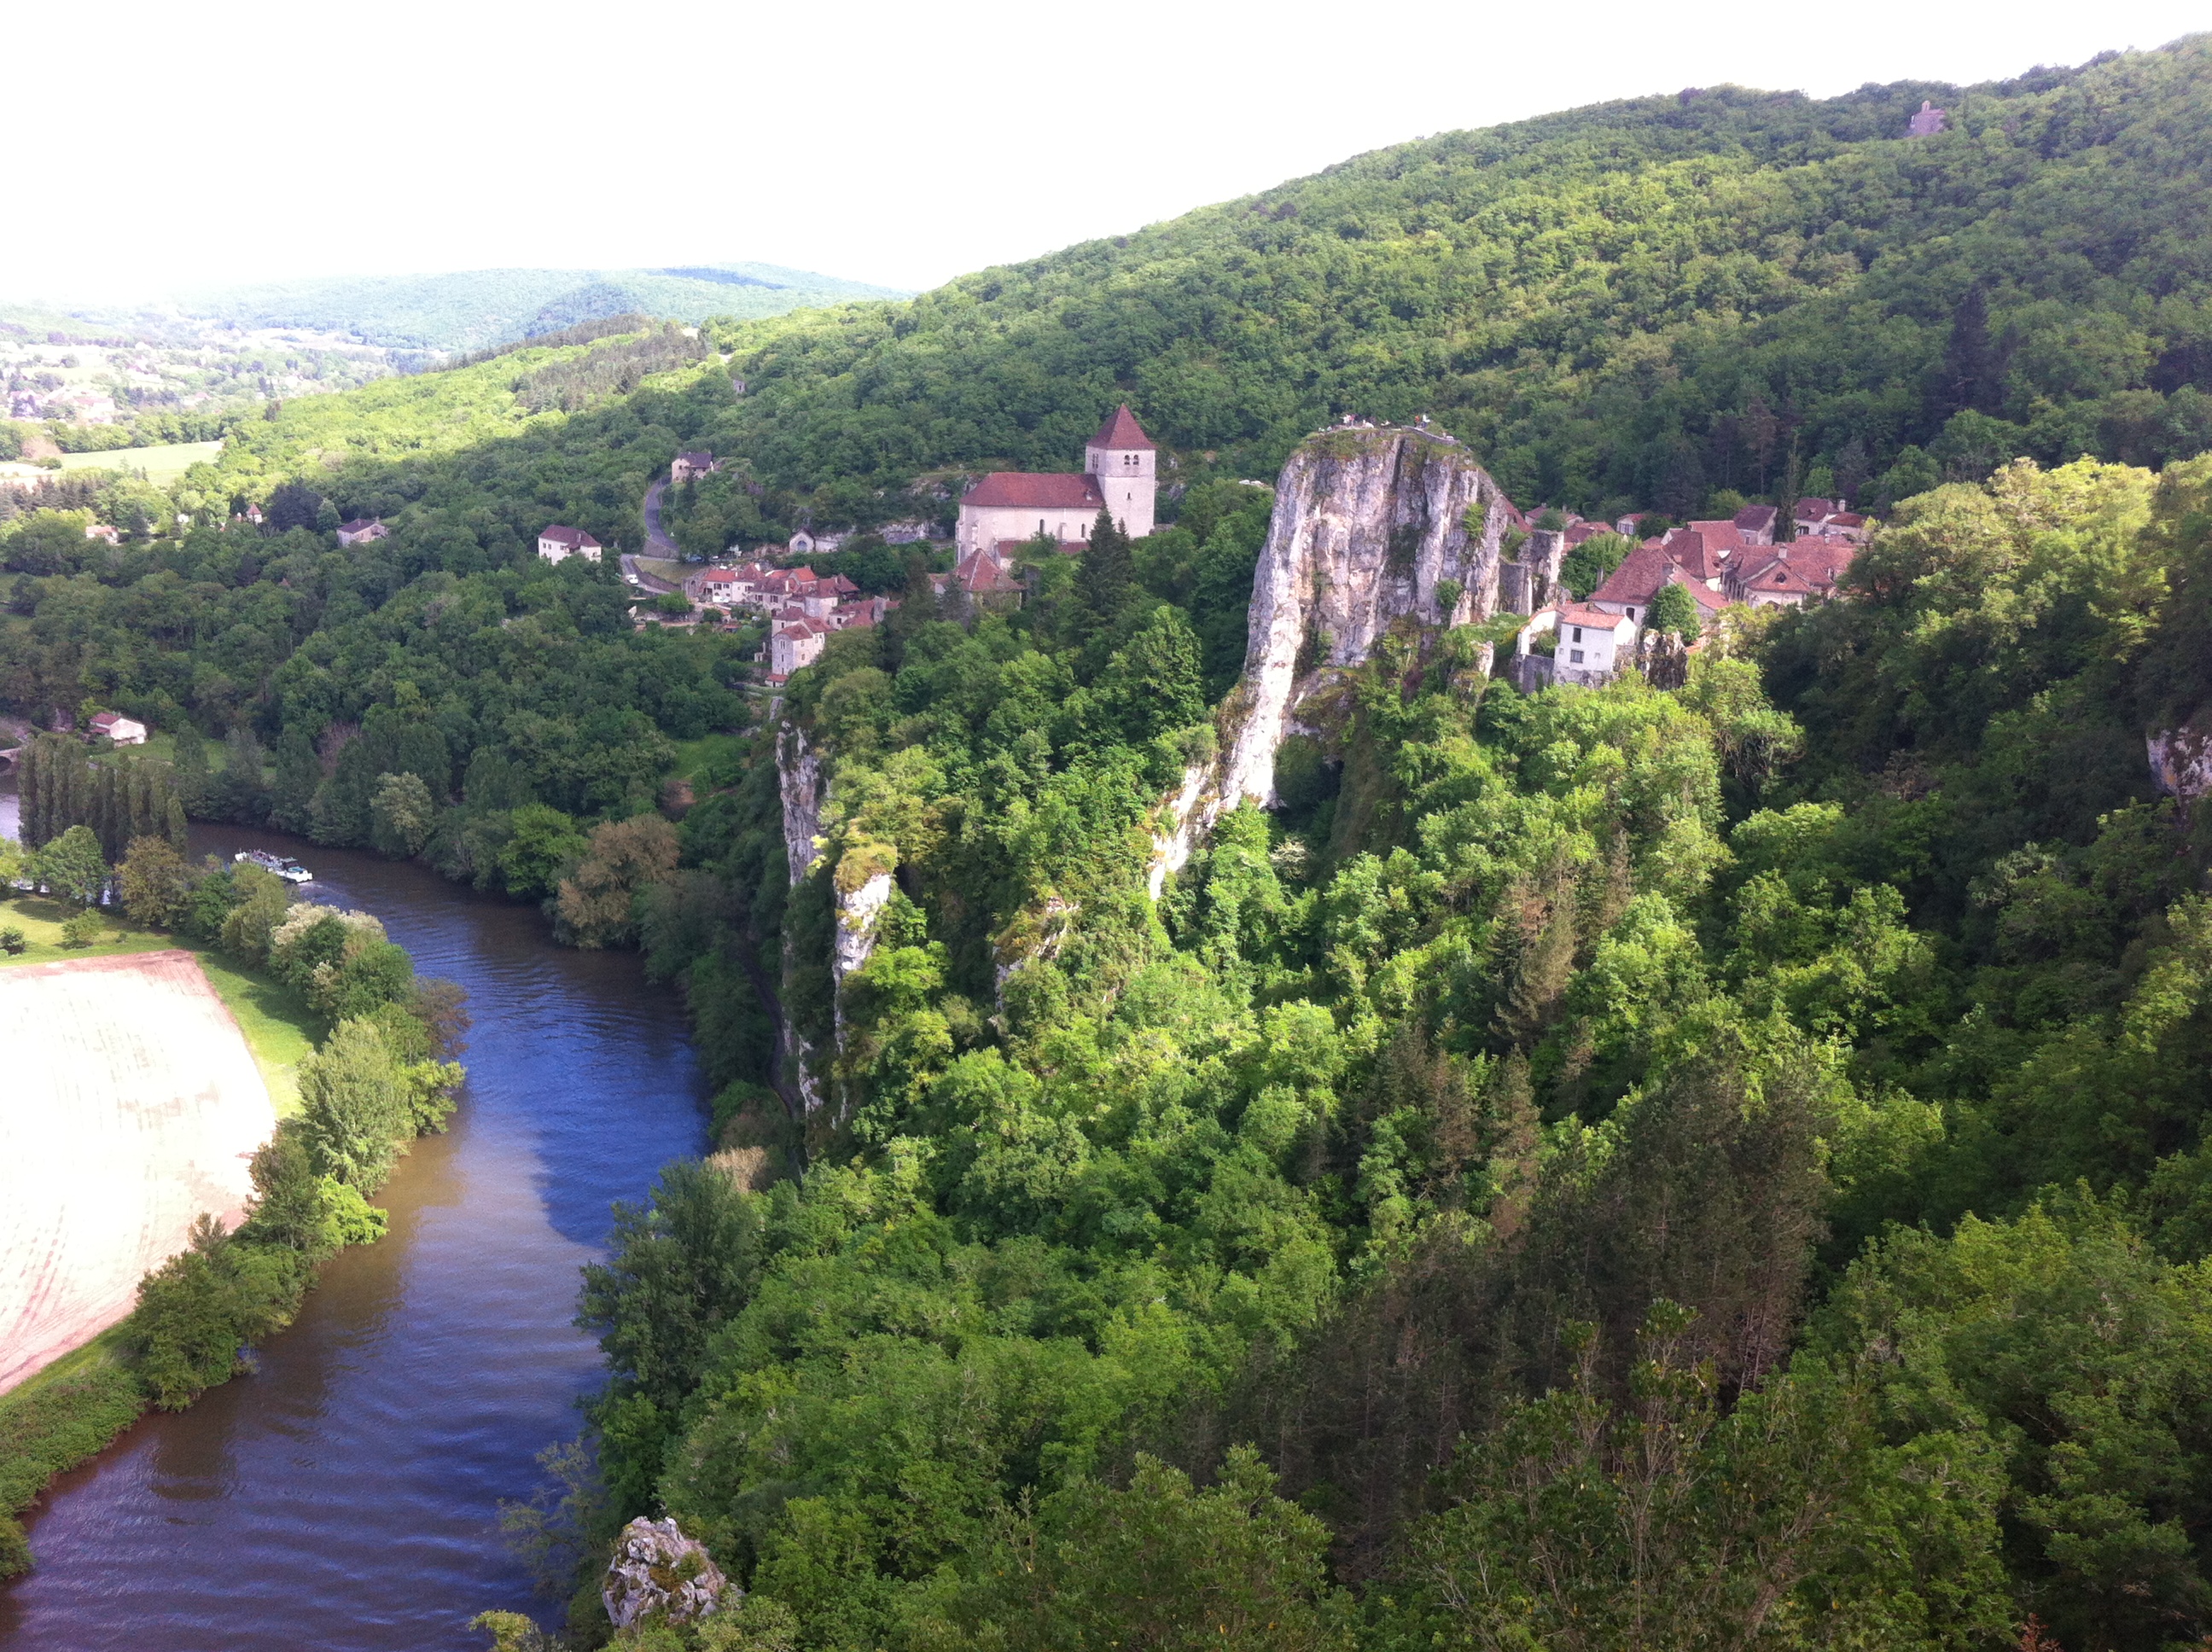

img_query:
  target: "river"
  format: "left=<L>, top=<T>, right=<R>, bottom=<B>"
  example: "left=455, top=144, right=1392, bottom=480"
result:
left=0, top=804, right=708, bottom=1649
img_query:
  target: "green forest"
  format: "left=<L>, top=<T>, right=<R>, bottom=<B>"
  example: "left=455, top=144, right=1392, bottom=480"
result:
left=9, top=34, right=2212, bottom=1652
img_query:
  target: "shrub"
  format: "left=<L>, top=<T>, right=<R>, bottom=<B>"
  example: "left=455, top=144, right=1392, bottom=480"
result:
left=0, top=926, right=24, bottom=955
left=60, top=911, right=102, bottom=947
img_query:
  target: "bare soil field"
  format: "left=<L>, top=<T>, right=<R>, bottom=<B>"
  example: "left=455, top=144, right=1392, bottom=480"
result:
left=0, top=951, right=275, bottom=1392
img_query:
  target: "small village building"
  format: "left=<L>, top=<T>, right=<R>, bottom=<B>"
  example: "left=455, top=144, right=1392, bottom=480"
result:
left=956, top=405, right=1158, bottom=556
left=930, top=542, right=1026, bottom=608
left=538, top=525, right=602, bottom=564
left=685, top=567, right=744, bottom=607
left=336, top=517, right=389, bottom=547
left=1514, top=603, right=1640, bottom=689
left=1732, top=503, right=1778, bottom=544
left=89, top=711, right=147, bottom=746
left=768, top=617, right=830, bottom=682
left=84, top=523, right=121, bottom=545
left=1726, top=537, right=1857, bottom=607
left=672, top=451, right=719, bottom=486
left=1907, top=100, right=1947, bottom=137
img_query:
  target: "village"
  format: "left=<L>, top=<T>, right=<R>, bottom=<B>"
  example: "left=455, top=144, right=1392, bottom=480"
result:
left=538, top=404, right=1869, bottom=693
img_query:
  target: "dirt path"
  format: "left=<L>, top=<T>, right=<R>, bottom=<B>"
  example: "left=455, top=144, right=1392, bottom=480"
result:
left=0, top=951, right=276, bottom=1391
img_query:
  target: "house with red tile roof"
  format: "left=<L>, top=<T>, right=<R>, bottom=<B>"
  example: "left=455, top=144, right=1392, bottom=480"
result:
left=1733, top=503, right=1778, bottom=544
left=336, top=517, right=388, bottom=546
left=768, top=616, right=832, bottom=683
left=1726, top=535, right=1858, bottom=607
left=958, top=405, right=1157, bottom=555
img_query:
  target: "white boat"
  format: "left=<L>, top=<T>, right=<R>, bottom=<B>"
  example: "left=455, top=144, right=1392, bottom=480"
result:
left=235, top=849, right=314, bottom=884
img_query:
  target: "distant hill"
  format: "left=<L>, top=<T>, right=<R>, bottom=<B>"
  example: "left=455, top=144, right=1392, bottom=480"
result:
left=180, top=264, right=908, bottom=352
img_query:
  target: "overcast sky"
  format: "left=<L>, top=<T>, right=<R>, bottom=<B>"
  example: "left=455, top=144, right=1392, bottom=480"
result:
left=9, top=0, right=2208, bottom=306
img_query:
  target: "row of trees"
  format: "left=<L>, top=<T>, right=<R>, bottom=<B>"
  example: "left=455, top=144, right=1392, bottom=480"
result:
left=13, top=735, right=189, bottom=858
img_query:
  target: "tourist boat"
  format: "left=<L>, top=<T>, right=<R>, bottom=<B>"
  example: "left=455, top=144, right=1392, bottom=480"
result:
left=234, top=849, right=314, bottom=884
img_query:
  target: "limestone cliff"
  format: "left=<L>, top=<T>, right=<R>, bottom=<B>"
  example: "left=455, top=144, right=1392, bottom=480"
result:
left=1151, top=425, right=1516, bottom=892
left=777, top=725, right=828, bottom=884
left=774, top=726, right=828, bottom=1112
left=2150, top=726, right=2212, bottom=818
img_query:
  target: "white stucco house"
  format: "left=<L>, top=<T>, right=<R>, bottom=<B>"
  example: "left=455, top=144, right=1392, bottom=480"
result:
left=538, top=525, right=603, bottom=564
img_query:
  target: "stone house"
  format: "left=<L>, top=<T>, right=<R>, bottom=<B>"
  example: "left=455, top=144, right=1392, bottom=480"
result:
left=768, top=617, right=830, bottom=683
left=672, top=451, right=719, bottom=486
left=336, top=517, right=388, bottom=546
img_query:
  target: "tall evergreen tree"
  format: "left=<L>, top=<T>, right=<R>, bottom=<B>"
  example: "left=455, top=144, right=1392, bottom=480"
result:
left=1074, top=509, right=1134, bottom=636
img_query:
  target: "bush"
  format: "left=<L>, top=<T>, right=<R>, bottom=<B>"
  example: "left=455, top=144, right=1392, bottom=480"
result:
left=60, top=911, right=102, bottom=947
left=0, top=926, right=24, bottom=955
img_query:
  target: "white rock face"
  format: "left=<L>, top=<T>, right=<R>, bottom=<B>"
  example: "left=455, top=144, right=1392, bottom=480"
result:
left=2150, top=727, right=2212, bottom=815
left=833, top=870, right=896, bottom=1038
left=1149, top=427, right=1515, bottom=893
left=778, top=724, right=828, bottom=886
left=602, top=1516, right=728, bottom=1632
left=775, top=723, right=829, bottom=1112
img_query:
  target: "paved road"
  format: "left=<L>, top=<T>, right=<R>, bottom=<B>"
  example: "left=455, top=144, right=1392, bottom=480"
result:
left=642, top=475, right=681, bottom=556
left=620, top=553, right=679, bottom=595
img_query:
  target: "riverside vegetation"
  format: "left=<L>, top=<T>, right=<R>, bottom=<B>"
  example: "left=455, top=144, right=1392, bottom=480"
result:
left=7, top=37, right=2212, bottom=1652
left=0, top=813, right=467, bottom=1583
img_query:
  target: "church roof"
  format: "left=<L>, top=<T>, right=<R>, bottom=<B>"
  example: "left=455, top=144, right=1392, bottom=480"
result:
left=1091, top=404, right=1155, bottom=451
left=962, top=471, right=1106, bottom=509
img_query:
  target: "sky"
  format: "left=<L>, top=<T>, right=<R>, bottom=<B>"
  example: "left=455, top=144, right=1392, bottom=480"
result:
left=9, top=0, right=2209, bottom=306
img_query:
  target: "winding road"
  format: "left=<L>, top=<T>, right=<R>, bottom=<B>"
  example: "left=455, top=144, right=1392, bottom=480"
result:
left=642, top=475, right=681, bottom=556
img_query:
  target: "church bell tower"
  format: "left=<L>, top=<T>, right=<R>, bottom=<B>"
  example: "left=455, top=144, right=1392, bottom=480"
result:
left=1083, top=404, right=1156, bottom=538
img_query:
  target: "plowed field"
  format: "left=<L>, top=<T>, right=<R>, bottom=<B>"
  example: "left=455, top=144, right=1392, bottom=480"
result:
left=0, top=950, right=276, bottom=1392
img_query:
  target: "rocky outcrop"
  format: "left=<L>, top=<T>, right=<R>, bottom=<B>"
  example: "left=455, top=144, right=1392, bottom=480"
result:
left=778, top=725, right=828, bottom=884
left=1150, top=425, right=1516, bottom=893
left=2150, top=726, right=2212, bottom=817
left=602, top=1516, right=729, bottom=1631
left=775, top=724, right=829, bottom=1112
left=832, top=868, right=896, bottom=1038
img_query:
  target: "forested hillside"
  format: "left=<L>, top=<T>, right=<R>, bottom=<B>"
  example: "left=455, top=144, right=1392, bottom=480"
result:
left=9, top=38, right=2212, bottom=1652
left=700, top=38, right=2212, bottom=524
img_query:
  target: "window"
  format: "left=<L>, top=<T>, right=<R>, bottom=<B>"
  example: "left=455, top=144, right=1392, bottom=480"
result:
left=1569, top=649, right=1585, bottom=664
left=1627, top=607, right=1637, bottom=619
left=1571, top=625, right=1583, bottom=642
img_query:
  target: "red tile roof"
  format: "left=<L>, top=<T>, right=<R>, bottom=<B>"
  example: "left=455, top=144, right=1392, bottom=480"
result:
left=1733, top=504, right=1778, bottom=534
left=540, top=524, right=601, bottom=548
left=963, top=472, right=1107, bottom=510
left=1590, top=544, right=1679, bottom=606
left=1557, top=602, right=1631, bottom=630
left=1090, top=404, right=1155, bottom=451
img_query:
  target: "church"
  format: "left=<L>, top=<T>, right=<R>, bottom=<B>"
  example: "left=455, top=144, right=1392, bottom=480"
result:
left=955, top=405, right=1157, bottom=557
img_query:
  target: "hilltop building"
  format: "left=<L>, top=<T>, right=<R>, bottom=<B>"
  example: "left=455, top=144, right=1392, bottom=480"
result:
left=672, top=451, right=719, bottom=486
left=336, top=517, right=388, bottom=546
left=1907, top=100, right=1947, bottom=137
left=956, top=405, right=1157, bottom=556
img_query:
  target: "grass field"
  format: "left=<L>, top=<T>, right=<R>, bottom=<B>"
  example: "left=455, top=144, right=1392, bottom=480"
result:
left=0, top=893, right=317, bottom=1114
left=0, top=951, right=278, bottom=1392
left=53, top=439, right=222, bottom=485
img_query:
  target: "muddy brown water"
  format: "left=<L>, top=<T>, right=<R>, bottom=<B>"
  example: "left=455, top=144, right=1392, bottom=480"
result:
left=0, top=797, right=708, bottom=1649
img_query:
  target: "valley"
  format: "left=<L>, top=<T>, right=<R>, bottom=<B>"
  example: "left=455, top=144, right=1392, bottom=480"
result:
left=6, top=34, right=2212, bottom=1652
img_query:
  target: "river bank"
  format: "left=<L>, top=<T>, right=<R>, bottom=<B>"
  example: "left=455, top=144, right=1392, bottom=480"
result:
left=0, top=811, right=708, bottom=1650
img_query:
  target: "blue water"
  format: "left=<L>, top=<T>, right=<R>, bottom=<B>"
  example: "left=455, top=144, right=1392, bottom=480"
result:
left=0, top=817, right=707, bottom=1649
